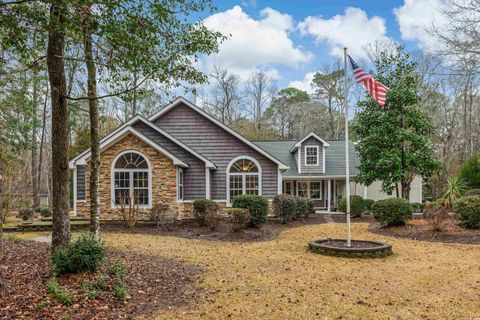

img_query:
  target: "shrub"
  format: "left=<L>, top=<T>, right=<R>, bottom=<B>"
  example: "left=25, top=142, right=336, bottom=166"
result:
left=464, top=188, right=480, bottom=196
left=305, top=199, right=314, bottom=217
left=18, top=208, right=34, bottom=221
left=364, top=199, right=375, bottom=212
left=273, top=195, right=296, bottom=223
left=443, top=176, right=467, bottom=208
left=458, top=155, right=480, bottom=188
left=295, top=198, right=309, bottom=219
left=435, top=198, right=446, bottom=206
left=204, top=202, right=220, bottom=230
left=34, top=206, right=44, bottom=213
left=226, top=208, right=250, bottom=232
left=46, top=276, right=74, bottom=306
left=372, top=198, right=413, bottom=227
left=411, top=202, right=423, bottom=213
left=232, top=195, right=268, bottom=228
left=453, top=195, right=480, bottom=229
left=424, top=206, right=449, bottom=232
left=40, top=207, right=52, bottom=218
left=150, top=203, right=174, bottom=230
left=193, top=199, right=215, bottom=226
left=52, top=233, right=107, bottom=274
left=338, top=195, right=365, bottom=217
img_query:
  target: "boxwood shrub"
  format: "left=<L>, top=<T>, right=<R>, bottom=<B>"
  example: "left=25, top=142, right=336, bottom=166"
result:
left=453, top=195, right=480, bottom=229
left=193, top=199, right=216, bottom=226
left=52, top=233, right=107, bottom=274
left=232, top=195, right=268, bottom=228
left=273, top=194, right=296, bottom=223
left=338, top=195, right=365, bottom=217
left=372, top=198, right=413, bottom=227
left=364, top=199, right=375, bottom=212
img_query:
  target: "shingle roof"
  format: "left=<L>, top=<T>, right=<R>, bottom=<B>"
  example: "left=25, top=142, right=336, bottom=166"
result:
left=253, top=140, right=360, bottom=177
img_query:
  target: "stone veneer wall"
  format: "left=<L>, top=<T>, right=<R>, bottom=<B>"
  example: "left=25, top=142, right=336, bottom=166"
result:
left=76, top=133, right=194, bottom=220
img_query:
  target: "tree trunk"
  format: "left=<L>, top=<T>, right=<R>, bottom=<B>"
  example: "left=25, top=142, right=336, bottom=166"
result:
left=47, top=0, right=71, bottom=251
left=32, top=72, right=40, bottom=208
left=401, top=181, right=411, bottom=201
left=81, top=6, right=101, bottom=240
left=38, top=85, right=49, bottom=201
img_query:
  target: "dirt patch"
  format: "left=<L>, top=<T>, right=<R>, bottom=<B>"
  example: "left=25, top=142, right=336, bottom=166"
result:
left=101, top=214, right=367, bottom=242
left=369, top=218, right=480, bottom=244
left=0, top=240, right=203, bottom=320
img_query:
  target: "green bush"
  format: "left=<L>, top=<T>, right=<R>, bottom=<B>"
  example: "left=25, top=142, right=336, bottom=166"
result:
left=411, top=202, right=423, bottom=213
left=453, top=195, right=480, bottom=229
left=107, top=262, right=128, bottom=282
left=273, top=195, right=296, bottom=223
left=295, top=197, right=309, bottom=219
left=46, top=276, right=74, bottom=306
left=232, top=195, right=268, bottom=228
left=305, top=199, right=314, bottom=217
left=114, top=282, right=128, bottom=301
left=193, top=199, right=215, bottom=226
left=459, top=155, right=480, bottom=188
left=372, top=198, right=413, bottom=227
left=338, top=195, right=365, bottom=217
left=34, top=206, right=45, bottom=213
left=226, top=208, right=250, bottom=232
left=364, top=199, right=375, bottom=211
left=18, top=208, right=34, bottom=221
left=52, top=233, right=107, bottom=274
left=40, top=207, right=52, bottom=218
left=464, top=188, right=480, bottom=196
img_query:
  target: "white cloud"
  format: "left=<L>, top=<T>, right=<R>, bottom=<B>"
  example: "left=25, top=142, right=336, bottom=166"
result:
left=287, top=72, right=316, bottom=94
left=393, top=0, right=447, bottom=51
left=202, top=6, right=314, bottom=80
left=298, top=7, right=389, bottom=58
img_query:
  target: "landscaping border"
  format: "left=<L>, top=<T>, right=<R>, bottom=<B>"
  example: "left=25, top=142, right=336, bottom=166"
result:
left=308, top=238, right=392, bottom=258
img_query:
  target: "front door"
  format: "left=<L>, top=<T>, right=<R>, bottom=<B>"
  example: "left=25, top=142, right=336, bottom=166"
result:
left=284, top=181, right=293, bottom=195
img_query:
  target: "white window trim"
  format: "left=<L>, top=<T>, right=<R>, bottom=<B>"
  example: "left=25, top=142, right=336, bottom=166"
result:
left=305, top=145, right=320, bottom=166
left=111, top=150, right=152, bottom=209
left=177, top=167, right=184, bottom=201
left=226, top=156, right=262, bottom=205
left=296, top=180, right=323, bottom=200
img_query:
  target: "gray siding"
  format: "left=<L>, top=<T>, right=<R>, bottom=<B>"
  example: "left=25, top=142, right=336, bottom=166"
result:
left=132, top=121, right=206, bottom=200
left=299, top=137, right=324, bottom=174
left=76, top=165, right=86, bottom=200
left=154, top=103, right=279, bottom=200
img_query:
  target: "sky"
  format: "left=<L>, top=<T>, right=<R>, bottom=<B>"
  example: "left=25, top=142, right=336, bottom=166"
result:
left=196, top=0, right=446, bottom=92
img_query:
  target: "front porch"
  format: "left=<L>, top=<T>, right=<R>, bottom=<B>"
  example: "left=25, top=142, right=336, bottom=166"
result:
left=282, top=178, right=347, bottom=211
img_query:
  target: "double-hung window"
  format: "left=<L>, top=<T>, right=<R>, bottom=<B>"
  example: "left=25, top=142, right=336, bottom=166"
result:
left=305, top=146, right=319, bottom=165
left=177, top=168, right=184, bottom=201
left=228, top=158, right=261, bottom=203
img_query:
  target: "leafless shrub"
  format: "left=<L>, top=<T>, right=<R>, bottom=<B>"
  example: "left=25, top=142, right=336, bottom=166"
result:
left=150, top=203, right=174, bottom=230
left=204, top=202, right=220, bottom=231
left=117, top=194, right=139, bottom=228
left=424, top=205, right=450, bottom=232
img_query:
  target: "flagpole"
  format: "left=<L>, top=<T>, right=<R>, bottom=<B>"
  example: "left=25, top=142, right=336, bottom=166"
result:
left=344, top=47, right=351, bottom=248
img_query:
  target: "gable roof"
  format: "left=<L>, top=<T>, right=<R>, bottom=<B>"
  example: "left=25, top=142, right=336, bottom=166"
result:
left=289, top=132, right=330, bottom=152
left=69, top=116, right=216, bottom=169
left=149, top=97, right=289, bottom=170
left=254, top=140, right=359, bottom=177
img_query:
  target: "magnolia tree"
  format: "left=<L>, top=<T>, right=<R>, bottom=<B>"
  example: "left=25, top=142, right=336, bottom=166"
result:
left=352, top=47, right=440, bottom=200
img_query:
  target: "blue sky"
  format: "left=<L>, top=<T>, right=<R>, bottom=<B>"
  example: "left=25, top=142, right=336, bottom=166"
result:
left=196, top=0, right=443, bottom=92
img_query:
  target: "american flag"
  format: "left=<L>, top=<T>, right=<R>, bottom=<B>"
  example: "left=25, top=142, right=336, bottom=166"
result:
left=348, top=55, right=389, bottom=107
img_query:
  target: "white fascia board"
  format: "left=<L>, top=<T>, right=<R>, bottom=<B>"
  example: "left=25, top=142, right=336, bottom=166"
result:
left=149, top=97, right=289, bottom=170
left=290, top=132, right=331, bottom=153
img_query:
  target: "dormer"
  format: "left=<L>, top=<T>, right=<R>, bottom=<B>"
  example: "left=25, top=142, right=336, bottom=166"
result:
left=290, top=133, right=329, bottom=174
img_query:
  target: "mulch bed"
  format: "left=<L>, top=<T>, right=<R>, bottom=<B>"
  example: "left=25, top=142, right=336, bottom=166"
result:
left=322, top=239, right=380, bottom=248
left=369, top=218, right=480, bottom=244
left=0, top=240, right=204, bottom=320
left=101, top=214, right=369, bottom=243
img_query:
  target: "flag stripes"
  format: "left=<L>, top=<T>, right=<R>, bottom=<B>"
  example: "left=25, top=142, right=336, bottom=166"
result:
left=348, top=55, right=389, bottom=106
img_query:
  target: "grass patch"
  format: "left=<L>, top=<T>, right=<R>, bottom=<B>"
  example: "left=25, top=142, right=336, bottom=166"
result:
left=46, top=276, right=74, bottom=306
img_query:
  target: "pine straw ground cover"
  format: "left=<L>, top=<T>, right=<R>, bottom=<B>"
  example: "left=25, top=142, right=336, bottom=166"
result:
left=104, top=223, right=480, bottom=320
left=0, top=239, right=203, bottom=319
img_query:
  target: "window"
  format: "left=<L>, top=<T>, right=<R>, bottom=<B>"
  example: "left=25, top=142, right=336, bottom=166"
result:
left=227, top=157, right=261, bottom=203
left=310, top=181, right=322, bottom=199
left=177, top=168, right=184, bottom=201
left=112, top=151, right=150, bottom=207
left=305, top=146, right=319, bottom=165
left=284, top=181, right=292, bottom=195
left=297, top=181, right=308, bottom=198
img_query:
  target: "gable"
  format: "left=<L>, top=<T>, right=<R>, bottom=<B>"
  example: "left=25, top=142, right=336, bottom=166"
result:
left=149, top=98, right=288, bottom=170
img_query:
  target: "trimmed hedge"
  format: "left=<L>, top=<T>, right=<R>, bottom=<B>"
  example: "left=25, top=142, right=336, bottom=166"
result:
left=40, top=207, right=52, bottom=218
left=51, top=233, right=107, bottom=274
left=411, top=202, right=423, bottom=213
left=338, top=195, right=365, bottom=217
left=372, top=198, right=413, bottom=227
left=273, top=195, right=314, bottom=223
left=453, top=195, right=480, bottom=229
left=193, top=199, right=216, bottom=226
left=18, top=208, right=34, bottom=221
left=232, top=195, right=268, bottom=228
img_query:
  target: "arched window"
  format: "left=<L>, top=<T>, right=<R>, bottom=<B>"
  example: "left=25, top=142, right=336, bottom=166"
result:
left=227, top=156, right=261, bottom=203
left=112, top=151, right=151, bottom=207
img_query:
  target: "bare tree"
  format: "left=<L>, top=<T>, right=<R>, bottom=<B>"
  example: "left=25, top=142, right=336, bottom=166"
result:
left=203, top=65, right=243, bottom=125
left=245, top=71, right=276, bottom=138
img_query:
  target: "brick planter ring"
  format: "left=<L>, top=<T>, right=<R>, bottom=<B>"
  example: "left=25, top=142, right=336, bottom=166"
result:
left=308, top=239, right=392, bottom=258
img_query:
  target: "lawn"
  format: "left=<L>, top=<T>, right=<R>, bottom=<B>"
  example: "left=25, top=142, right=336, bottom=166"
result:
left=103, top=223, right=480, bottom=320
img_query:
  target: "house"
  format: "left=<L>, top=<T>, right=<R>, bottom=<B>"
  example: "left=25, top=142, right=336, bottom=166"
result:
left=69, top=97, right=422, bottom=219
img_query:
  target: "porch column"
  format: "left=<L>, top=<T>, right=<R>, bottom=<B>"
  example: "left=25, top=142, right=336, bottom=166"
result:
left=333, top=179, right=336, bottom=208
left=327, top=179, right=331, bottom=212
